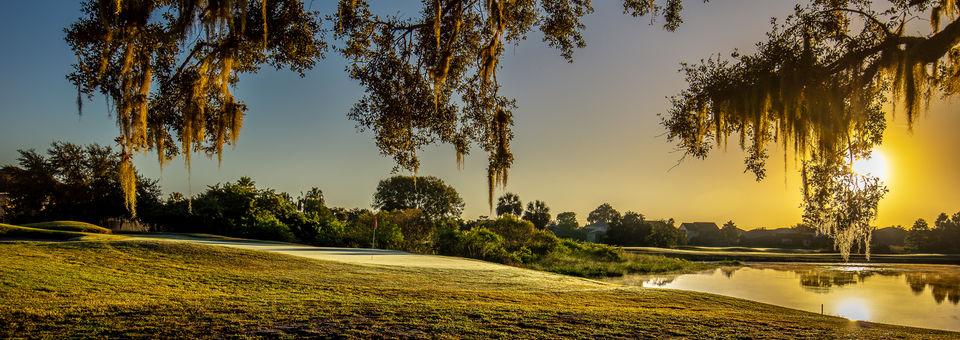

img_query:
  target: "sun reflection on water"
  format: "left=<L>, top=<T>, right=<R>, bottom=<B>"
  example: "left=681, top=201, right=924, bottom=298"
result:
left=834, top=298, right=871, bottom=321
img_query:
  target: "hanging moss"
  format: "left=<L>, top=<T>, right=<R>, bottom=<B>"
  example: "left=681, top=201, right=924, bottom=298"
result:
left=68, top=0, right=326, bottom=216
left=664, top=1, right=960, bottom=260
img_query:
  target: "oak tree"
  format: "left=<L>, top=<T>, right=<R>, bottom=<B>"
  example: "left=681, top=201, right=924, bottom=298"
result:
left=662, top=0, right=960, bottom=259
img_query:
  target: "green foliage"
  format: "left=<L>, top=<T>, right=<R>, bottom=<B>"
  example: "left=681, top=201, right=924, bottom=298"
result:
left=158, top=177, right=301, bottom=242
left=529, top=238, right=702, bottom=277
left=341, top=211, right=405, bottom=250
left=298, top=188, right=326, bottom=215
left=22, top=221, right=111, bottom=234
left=372, top=176, right=464, bottom=219
left=522, top=200, right=551, bottom=230
left=437, top=227, right=517, bottom=264
left=550, top=211, right=585, bottom=240
left=479, top=214, right=537, bottom=249
left=247, top=212, right=295, bottom=242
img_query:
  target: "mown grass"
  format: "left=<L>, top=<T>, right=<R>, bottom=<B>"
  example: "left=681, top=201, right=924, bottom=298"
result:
left=23, top=221, right=112, bottom=234
left=0, top=240, right=953, bottom=338
left=0, top=224, right=87, bottom=241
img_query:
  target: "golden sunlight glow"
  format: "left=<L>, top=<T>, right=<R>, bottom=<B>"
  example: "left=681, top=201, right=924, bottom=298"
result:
left=835, top=298, right=871, bottom=321
left=853, top=149, right=890, bottom=182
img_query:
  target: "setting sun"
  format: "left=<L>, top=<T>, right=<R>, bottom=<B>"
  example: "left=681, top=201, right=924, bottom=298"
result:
left=853, top=150, right=891, bottom=182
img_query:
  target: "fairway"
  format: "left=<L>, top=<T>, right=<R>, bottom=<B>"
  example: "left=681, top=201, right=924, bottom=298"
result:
left=0, top=239, right=955, bottom=338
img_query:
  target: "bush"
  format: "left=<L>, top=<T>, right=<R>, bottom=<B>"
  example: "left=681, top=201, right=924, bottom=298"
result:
left=481, top=215, right=536, bottom=249
left=342, top=212, right=404, bottom=250
left=526, top=230, right=561, bottom=259
left=244, top=212, right=295, bottom=242
left=436, top=227, right=517, bottom=264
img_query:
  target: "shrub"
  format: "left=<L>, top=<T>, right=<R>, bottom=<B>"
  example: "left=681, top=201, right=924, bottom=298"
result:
left=244, top=212, right=295, bottom=242
left=526, top=230, right=561, bottom=259
left=386, top=209, right=434, bottom=252
left=437, top=227, right=517, bottom=264
left=342, top=212, right=404, bottom=250
left=482, top=215, right=536, bottom=249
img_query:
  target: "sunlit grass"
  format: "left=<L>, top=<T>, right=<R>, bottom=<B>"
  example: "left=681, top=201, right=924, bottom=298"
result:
left=22, top=221, right=112, bottom=234
left=0, top=239, right=953, bottom=338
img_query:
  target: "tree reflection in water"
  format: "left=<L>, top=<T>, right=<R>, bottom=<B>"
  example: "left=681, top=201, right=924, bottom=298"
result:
left=780, top=265, right=959, bottom=305
left=638, top=265, right=960, bottom=305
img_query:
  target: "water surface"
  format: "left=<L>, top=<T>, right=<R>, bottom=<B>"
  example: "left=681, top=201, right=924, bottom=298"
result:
left=608, top=263, right=960, bottom=331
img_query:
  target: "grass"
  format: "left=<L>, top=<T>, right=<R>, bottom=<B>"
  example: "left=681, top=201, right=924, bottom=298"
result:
left=530, top=247, right=710, bottom=277
left=22, top=221, right=112, bottom=234
left=0, top=239, right=954, bottom=338
left=0, top=224, right=89, bottom=241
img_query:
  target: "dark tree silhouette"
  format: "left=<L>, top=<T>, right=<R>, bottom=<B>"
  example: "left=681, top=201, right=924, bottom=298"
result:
left=0, top=142, right=161, bottom=223
left=605, top=211, right=650, bottom=246
left=587, top=203, right=621, bottom=225
left=298, top=187, right=326, bottom=215
left=496, top=192, right=523, bottom=216
left=721, top=220, right=741, bottom=245
left=551, top=211, right=584, bottom=240
left=523, top=200, right=551, bottom=229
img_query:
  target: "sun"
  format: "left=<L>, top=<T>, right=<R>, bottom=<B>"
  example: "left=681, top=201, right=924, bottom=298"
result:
left=852, top=149, right=890, bottom=182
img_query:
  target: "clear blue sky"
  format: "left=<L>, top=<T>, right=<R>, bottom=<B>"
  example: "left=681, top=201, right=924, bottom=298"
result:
left=2, top=1, right=958, bottom=228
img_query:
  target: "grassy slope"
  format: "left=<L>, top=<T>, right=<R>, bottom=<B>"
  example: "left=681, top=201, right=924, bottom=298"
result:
left=0, top=240, right=953, bottom=338
left=530, top=251, right=711, bottom=277
left=22, top=221, right=112, bottom=234
left=0, top=224, right=88, bottom=241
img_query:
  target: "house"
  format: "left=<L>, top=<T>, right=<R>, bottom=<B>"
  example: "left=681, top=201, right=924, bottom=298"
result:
left=583, top=222, right=609, bottom=243
left=679, top=222, right=721, bottom=245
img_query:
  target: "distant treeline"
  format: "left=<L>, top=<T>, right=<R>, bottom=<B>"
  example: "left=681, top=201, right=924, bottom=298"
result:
left=0, top=142, right=683, bottom=277
left=2, top=142, right=957, bottom=257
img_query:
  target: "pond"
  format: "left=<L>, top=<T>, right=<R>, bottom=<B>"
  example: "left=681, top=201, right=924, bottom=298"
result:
left=607, top=263, right=960, bottom=332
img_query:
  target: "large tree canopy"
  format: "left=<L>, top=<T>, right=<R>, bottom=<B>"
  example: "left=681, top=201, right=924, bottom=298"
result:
left=372, top=175, right=465, bottom=219
left=333, top=0, right=688, bottom=208
left=68, top=0, right=690, bottom=215
left=663, top=0, right=960, bottom=259
left=67, top=0, right=326, bottom=215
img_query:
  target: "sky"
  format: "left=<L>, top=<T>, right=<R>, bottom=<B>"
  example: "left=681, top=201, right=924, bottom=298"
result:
left=1, top=1, right=959, bottom=229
